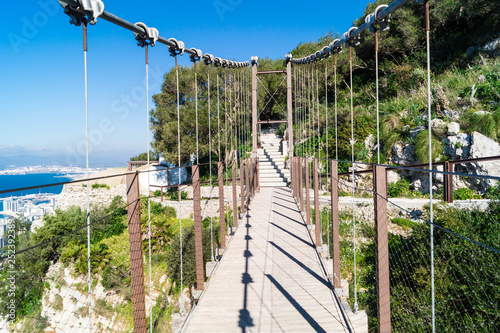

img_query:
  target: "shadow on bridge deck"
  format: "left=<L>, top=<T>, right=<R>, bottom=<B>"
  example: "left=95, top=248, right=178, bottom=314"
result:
left=184, top=187, right=363, bottom=333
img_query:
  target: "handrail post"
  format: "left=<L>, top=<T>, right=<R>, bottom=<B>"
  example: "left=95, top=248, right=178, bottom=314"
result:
left=192, top=164, right=205, bottom=290
left=126, top=171, right=147, bottom=332
left=444, top=161, right=453, bottom=203
left=240, top=160, right=245, bottom=215
left=218, top=162, right=226, bottom=249
left=313, top=158, right=321, bottom=248
left=305, top=159, right=311, bottom=226
left=374, top=165, right=391, bottom=332
left=299, top=157, right=304, bottom=211
left=331, top=160, right=341, bottom=289
left=232, top=160, right=238, bottom=229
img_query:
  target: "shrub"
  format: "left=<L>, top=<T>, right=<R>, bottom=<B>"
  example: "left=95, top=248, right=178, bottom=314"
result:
left=388, top=178, right=411, bottom=198
left=339, top=190, right=350, bottom=197
left=391, top=217, right=415, bottom=230
left=170, top=190, right=188, bottom=201
left=485, top=185, right=500, bottom=200
left=92, top=183, right=110, bottom=190
left=415, top=130, right=444, bottom=163
left=52, top=295, right=63, bottom=312
left=453, top=187, right=481, bottom=200
left=167, top=223, right=220, bottom=288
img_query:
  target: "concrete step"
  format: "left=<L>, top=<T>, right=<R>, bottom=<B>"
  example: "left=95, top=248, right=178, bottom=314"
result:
left=259, top=178, right=288, bottom=184
left=259, top=173, right=289, bottom=180
left=259, top=169, right=290, bottom=175
left=259, top=163, right=285, bottom=168
left=259, top=181, right=288, bottom=187
left=258, top=165, right=283, bottom=171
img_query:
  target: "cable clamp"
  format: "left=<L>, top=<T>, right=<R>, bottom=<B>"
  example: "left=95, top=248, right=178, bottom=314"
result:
left=329, top=39, right=342, bottom=54
left=168, top=38, right=185, bottom=57
left=343, top=27, right=361, bottom=47
left=214, top=57, right=223, bottom=67
left=190, top=48, right=203, bottom=63
left=203, top=53, right=215, bottom=65
left=321, top=46, right=331, bottom=59
left=58, top=0, right=105, bottom=26
left=365, top=5, right=391, bottom=32
left=134, top=22, right=159, bottom=47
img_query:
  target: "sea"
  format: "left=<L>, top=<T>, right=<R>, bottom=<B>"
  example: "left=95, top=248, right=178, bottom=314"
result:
left=0, top=173, right=74, bottom=211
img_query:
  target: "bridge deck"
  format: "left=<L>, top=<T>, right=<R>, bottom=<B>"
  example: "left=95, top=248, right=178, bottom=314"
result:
left=185, top=187, right=352, bottom=333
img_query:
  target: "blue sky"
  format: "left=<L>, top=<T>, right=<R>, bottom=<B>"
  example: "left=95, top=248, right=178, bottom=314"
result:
left=0, top=0, right=370, bottom=167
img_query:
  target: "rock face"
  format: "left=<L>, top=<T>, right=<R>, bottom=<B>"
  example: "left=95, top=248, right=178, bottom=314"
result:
left=444, top=131, right=500, bottom=191
left=468, top=132, right=500, bottom=189
left=56, top=184, right=126, bottom=211
left=392, top=143, right=416, bottom=166
left=447, top=122, right=460, bottom=136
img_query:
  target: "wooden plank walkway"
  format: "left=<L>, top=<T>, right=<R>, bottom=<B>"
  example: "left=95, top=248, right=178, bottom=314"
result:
left=184, top=187, right=355, bottom=333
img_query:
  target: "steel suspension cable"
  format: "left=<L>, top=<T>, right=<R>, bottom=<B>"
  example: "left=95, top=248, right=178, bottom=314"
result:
left=424, top=1, right=436, bottom=330
left=195, top=62, right=199, bottom=163
left=174, top=55, right=185, bottom=314
left=375, top=30, right=381, bottom=165
left=349, top=45, right=358, bottom=312
left=224, top=68, right=229, bottom=232
left=316, top=62, right=320, bottom=159
left=82, top=21, right=92, bottom=332
left=145, top=43, right=153, bottom=332
left=207, top=65, right=214, bottom=263
left=325, top=57, right=330, bottom=258
left=334, top=53, right=338, bottom=161
left=217, top=67, right=221, bottom=161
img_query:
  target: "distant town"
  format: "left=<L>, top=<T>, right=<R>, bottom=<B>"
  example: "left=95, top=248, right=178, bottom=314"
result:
left=0, top=165, right=102, bottom=176
left=0, top=194, right=59, bottom=248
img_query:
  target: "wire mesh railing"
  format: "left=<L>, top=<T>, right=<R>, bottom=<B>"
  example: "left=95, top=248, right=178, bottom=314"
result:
left=0, top=158, right=257, bottom=332
left=289, top=154, right=500, bottom=332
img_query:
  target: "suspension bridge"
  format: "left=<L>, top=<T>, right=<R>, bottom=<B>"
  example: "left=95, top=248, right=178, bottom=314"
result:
left=1, top=0, right=499, bottom=332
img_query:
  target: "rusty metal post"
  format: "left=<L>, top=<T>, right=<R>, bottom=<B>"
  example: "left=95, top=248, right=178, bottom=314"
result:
left=218, top=162, right=226, bottom=249
left=246, top=159, right=250, bottom=205
left=160, top=186, right=164, bottom=202
left=292, top=156, right=299, bottom=197
left=374, top=165, right=391, bottom=332
left=232, top=160, right=238, bottom=228
left=331, top=160, right=341, bottom=289
left=192, top=165, right=205, bottom=290
left=252, top=57, right=258, bottom=152
left=444, top=161, right=453, bottom=203
left=126, top=171, right=147, bottom=332
left=240, top=161, right=245, bottom=215
left=256, top=158, right=260, bottom=193
left=305, top=159, right=311, bottom=225
left=313, top=158, right=321, bottom=248
left=299, top=157, right=304, bottom=211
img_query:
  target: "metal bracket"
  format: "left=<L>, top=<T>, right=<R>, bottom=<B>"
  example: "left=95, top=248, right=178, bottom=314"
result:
left=190, top=48, right=203, bottom=63
left=214, top=57, right=223, bottom=67
left=58, top=0, right=105, bottom=26
left=203, top=53, right=215, bottom=65
left=167, top=38, right=185, bottom=57
left=134, top=22, right=159, bottom=47
left=343, top=27, right=361, bottom=47
left=366, top=5, right=391, bottom=32
left=321, top=46, right=331, bottom=59
left=330, top=38, right=342, bottom=54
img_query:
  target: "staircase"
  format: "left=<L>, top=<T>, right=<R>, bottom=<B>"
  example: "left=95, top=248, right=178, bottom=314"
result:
left=258, top=133, right=290, bottom=187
